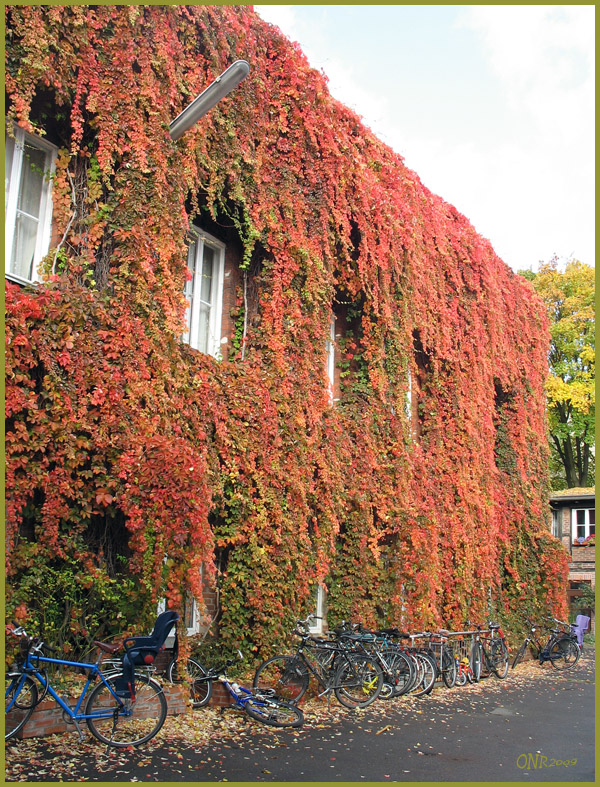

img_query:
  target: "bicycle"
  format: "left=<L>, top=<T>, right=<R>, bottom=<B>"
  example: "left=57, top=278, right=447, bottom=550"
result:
left=167, top=655, right=213, bottom=709
left=464, top=621, right=485, bottom=682
left=329, top=624, right=415, bottom=700
left=5, top=624, right=167, bottom=747
left=428, top=631, right=457, bottom=688
left=512, top=618, right=580, bottom=670
left=253, top=616, right=383, bottom=709
left=403, top=634, right=438, bottom=696
left=478, top=622, right=509, bottom=679
left=454, top=655, right=475, bottom=686
left=545, top=616, right=582, bottom=668
left=180, top=649, right=303, bottom=727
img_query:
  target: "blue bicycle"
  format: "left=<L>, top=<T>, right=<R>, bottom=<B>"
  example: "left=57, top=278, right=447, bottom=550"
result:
left=191, top=650, right=304, bottom=728
left=5, top=624, right=167, bottom=747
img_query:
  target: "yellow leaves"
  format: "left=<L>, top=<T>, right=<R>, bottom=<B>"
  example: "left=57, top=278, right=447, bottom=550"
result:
left=545, top=375, right=594, bottom=412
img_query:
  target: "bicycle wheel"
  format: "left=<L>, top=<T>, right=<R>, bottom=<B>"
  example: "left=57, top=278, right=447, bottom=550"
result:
left=412, top=653, right=436, bottom=697
left=86, top=672, right=167, bottom=747
left=455, top=662, right=467, bottom=686
left=441, top=647, right=457, bottom=688
left=511, top=640, right=528, bottom=669
left=5, top=673, right=38, bottom=741
left=469, top=642, right=482, bottom=682
left=380, top=649, right=414, bottom=698
left=244, top=696, right=304, bottom=727
left=334, top=654, right=383, bottom=708
left=167, top=657, right=213, bottom=709
left=549, top=638, right=580, bottom=670
left=394, top=651, right=425, bottom=697
left=253, top=655, right=309, bottom=703
left=490, top=639, right=509, bottom=679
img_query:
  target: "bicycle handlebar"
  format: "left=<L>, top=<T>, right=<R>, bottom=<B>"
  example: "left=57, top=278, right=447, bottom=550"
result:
left=546, top=615, right=570, bottom=629
left=7, top=623, right=56, bottom=655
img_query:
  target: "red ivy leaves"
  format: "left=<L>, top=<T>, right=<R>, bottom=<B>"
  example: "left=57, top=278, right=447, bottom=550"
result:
left=4, top=5, right=568, bottom=652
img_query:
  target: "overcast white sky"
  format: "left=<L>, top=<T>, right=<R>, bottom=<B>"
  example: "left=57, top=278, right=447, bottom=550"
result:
left=254, top=5, right=595, bottom=272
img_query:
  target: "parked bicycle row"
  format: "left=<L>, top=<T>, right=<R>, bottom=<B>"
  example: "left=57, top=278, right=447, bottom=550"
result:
left=5, top=611, right=585, bottom=747
left=247, top=613, right=582, bottom=709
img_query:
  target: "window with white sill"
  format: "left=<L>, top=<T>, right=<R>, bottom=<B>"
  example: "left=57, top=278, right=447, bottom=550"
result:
left=183, top=228, right=225, bottom=357
left=572, top=508, right=595, bottom=544
left=5, top=124, right=56, bottom=284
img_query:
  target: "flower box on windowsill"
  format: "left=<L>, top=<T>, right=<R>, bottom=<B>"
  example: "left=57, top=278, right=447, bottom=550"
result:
left=573, top=537, right=595, bottom=548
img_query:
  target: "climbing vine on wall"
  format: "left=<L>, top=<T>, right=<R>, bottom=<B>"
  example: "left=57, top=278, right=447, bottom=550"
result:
left=5, top=5, right=568, bottom=655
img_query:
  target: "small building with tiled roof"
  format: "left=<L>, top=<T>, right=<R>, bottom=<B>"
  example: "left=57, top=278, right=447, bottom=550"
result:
left=550, top=488, right=595, bottom=630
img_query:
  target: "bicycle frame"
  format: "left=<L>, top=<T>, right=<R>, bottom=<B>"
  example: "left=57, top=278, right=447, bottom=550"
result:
left=296, top=641, right=347, bottom=694
left=426, top=633, right=454, bottom=675
left=219, top=674, right=276, bottom=709
left=7, top=650, right=129, bottom=733
left=534, top=623, right=561, bottom=658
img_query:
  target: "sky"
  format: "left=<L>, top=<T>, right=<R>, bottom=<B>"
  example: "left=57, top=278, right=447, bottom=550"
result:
left=253, top=4, right=595, bottom=273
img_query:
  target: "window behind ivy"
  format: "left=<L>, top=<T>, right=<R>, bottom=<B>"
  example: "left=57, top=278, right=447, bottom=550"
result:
left=183, top=227, right=225, bottom=357
left=5, top=123, right=56, bottom=283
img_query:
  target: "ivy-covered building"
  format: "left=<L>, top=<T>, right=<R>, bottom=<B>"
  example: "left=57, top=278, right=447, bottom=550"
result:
left=5, top=5, right=569, bottom=655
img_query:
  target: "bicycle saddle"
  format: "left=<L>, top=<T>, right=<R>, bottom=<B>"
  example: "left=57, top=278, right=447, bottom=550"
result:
left=94, top=640, right=121, bottom=655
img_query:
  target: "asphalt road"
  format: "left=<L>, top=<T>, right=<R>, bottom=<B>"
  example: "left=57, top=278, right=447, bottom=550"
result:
left=5, top=647, right=595, bottom=782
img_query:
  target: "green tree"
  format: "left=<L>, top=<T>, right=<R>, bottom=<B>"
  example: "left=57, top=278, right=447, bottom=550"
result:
left=520, top=259, right=595, bottom=489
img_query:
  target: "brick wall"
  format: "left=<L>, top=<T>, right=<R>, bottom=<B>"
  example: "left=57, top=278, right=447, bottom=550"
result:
left=571, top=547, right=595, bottom=564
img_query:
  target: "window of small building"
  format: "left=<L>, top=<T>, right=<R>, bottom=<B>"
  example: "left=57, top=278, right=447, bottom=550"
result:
left=551, top=508, right=561, bottom=538
left=572, top=508, right=595, bottom=544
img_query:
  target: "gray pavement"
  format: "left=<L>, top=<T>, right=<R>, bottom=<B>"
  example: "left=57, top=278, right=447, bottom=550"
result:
left=5, top=647, right=595, bottom=782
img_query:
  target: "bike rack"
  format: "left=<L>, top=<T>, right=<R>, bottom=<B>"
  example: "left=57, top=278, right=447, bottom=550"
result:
left=439, top=629, right=492, bottom=666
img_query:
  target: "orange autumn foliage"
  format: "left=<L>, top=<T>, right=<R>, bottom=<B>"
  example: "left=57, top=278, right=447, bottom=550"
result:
left=5, top=5, right=568, bottom=654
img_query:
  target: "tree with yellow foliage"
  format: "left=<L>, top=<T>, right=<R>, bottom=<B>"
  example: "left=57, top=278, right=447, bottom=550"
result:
left=520, top=259, right=595, bottom=489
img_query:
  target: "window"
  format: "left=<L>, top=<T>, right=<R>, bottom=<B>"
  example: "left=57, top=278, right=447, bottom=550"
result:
left=326, top=316, right=336, bottom=403
left=183, top=594, right=202, bottom=636
left=158, top=594, right=201, bottom=638
left=183, top=227, right=225, bottom=357
left=406, top=366, right=414, bottom=431
left=5, top=123, right=56, bottom=283
left=410, top=330, right=432, bottom=440
left=572, top=508, right=595, bottom=543
left=308, top=585, right=326, bottom=634
left=551, top=509, right=561, bottom=539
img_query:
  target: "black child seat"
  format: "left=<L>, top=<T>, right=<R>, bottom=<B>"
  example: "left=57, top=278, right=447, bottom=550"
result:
left=115, top=610, right=179, bottom=699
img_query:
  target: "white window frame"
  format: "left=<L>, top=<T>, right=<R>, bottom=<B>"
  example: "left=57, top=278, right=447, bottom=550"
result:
left=309, top=585, right=326, bottom=634
left=326, top=316, right=336, bottom=403
left=571, top=508, right=595, bottom=543
left=158, top=596, right=200, bottom=640
left=5, top=122, right=56, bottom=284
left=183, top=227, right=225, bottom=358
